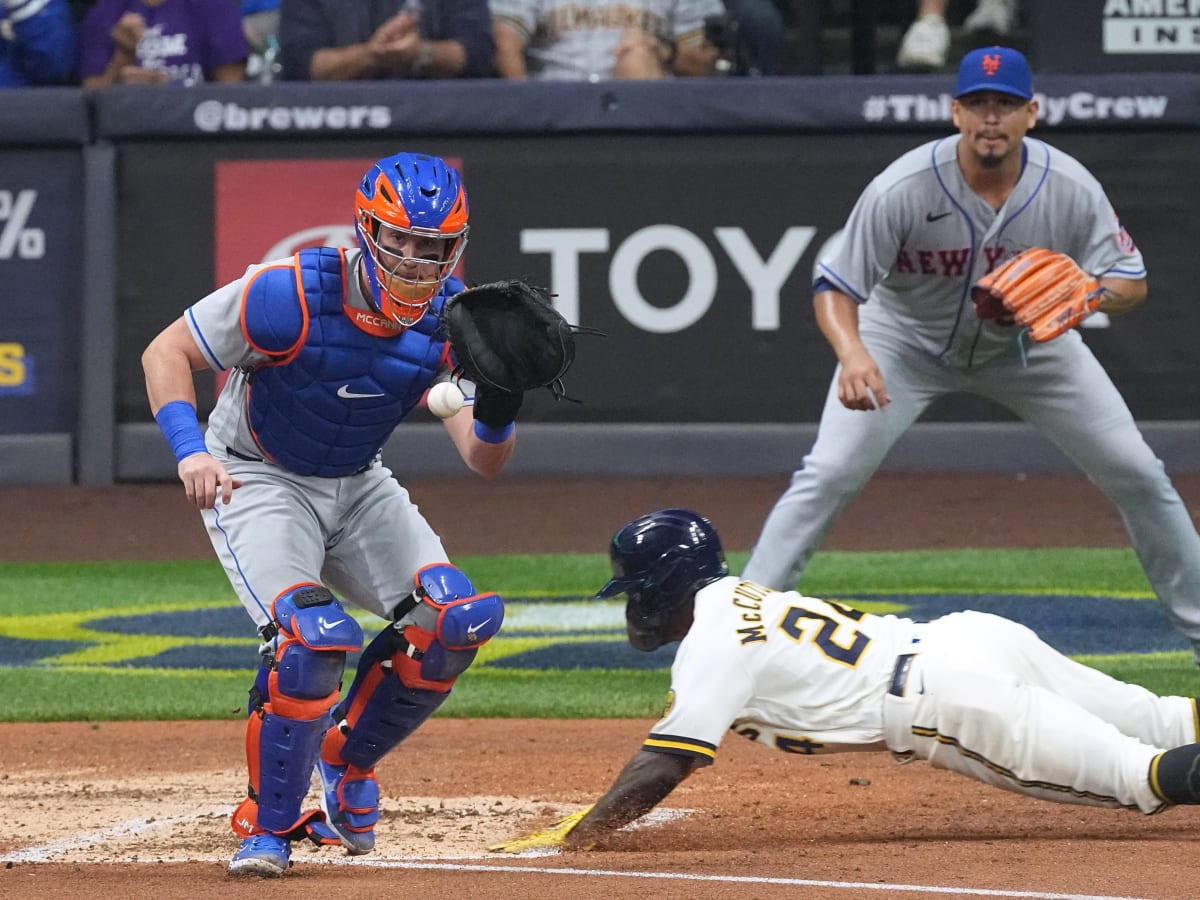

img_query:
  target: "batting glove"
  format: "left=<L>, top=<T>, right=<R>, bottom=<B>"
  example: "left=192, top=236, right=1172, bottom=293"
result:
left=488, top=805, right=594, bottom=853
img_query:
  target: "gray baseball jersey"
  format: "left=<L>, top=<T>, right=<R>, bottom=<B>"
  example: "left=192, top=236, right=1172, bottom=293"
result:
left=184, top=249, right=456, bottom=628
left=187, top=248, right=453, bottom=465
left=490, top=0, right=720, bottom=80
left=743, top=136, right=1200, bottom=657
left=818, top=134, right=1144, bottom=368
left=647, top=578, right=1196, bottom=813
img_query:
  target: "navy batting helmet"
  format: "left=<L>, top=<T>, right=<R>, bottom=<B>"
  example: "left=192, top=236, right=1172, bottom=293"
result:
left=596, top=509, right=729, bottom=651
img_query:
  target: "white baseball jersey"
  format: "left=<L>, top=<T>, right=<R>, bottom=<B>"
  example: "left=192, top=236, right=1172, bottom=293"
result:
left=490, top=0, right=721, bottom=81
left=647, top=577, right=918, bottom=760
left=644, top=579, right=1198, bottom=813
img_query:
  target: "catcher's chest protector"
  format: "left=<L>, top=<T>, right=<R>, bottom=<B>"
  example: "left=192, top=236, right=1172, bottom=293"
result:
left=246, top=248, right=449, bottom=476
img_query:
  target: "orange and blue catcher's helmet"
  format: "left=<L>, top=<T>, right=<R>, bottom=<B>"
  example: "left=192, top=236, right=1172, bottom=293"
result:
left=354, top=153, right=469, bottom=326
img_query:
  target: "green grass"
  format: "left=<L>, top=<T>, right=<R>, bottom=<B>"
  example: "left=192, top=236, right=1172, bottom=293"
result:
left=1, top=547, right=1193, bottom=723
left=1077, top=652, right=1200, bottom=698
left=0, top=560, right=239, bottom=613
left=795, top=548, right=1151, bottom=595
left=0, top=548, right=1155, bottom=616
left=0, top=667, right=674, bottom=722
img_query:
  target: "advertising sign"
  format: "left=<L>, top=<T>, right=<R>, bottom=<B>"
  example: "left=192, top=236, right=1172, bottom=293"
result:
left=1032, top=3, right=1200, bottom=72
left=0, top=151, right=81, bottom=434
left=114, top=130, right=1200, bottom=427
left=215, top=158, right=372, bottom=286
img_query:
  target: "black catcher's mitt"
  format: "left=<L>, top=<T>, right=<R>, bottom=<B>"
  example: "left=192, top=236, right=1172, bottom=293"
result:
left=442, top=278, right=583, bottom=391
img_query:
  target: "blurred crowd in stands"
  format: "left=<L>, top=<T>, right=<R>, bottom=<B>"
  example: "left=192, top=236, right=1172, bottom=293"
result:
left=1, top=0, right=1021, bottom=88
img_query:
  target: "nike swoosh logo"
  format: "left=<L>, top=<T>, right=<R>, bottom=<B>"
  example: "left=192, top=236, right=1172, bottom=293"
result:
left=925, top=211, right=953, bottom=222
left=337, top=385, right=385, bottom=399
left=465, top=617, right=493, bottom=641
left=318, top=616, right=347, bottom=630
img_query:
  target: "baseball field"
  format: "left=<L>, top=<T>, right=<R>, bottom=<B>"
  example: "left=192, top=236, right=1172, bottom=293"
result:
left=3, top=473, right=1199, bottom=900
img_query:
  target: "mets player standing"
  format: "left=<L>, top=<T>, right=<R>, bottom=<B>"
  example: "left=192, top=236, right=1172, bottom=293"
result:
left=493, top=509, right=1200, bottom=852
left=742, top=46, right=1200, bottom=661
left=142, top=152, right=516, bottom=875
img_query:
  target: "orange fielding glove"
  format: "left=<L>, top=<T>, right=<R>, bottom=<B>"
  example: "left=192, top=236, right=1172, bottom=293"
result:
left=971, top=248, right=1106, bottom=342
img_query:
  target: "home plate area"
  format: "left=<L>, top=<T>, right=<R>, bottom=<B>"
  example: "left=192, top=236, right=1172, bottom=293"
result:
left=0, top=768, right=689, bottom=865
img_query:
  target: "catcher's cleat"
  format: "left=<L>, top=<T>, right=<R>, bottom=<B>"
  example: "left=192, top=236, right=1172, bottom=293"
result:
left=229, top=833, right=291, bottom=876
left=317, top=758, right=378, bottom=854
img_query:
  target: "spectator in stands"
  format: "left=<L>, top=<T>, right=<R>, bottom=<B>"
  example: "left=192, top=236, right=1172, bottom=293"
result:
left=1, top=0, right=77, bottom=86
left=242, top=0, right=281, bottom=82
left=710, top=0, right=785, bottom=76
left=80, top=0, right=247, bottom=87
left=279, top=0, right=493, bottom=81
left=897, top=0, right=1016, bottom=71
left=491, top=0, right=721, bottom=80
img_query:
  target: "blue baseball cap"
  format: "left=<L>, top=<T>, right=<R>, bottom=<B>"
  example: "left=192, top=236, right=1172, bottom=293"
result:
left=954, top=46, right=1033, bottom=100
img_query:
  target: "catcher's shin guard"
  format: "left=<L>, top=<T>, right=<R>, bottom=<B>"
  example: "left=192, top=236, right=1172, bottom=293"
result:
left=323, top=630, right=451, bottom=771
left=232, top=584, right=363, bottom=843
left=322, top=564, right=504, bottom=770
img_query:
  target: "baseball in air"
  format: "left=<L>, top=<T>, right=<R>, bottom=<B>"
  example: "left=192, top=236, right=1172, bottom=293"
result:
left=427, top=382, right=466, bottom=418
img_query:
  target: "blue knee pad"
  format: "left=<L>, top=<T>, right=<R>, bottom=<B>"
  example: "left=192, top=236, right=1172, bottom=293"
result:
left=391, top=563, right=505, bottom=688
left=418, top=591, right=504, bottom=681
left=274, top=584, right=364, bottom=653
left=269, top=584, right=363, bottom=700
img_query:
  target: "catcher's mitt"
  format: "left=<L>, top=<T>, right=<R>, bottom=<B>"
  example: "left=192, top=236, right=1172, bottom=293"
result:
left=971, top=247, right=1106, bottom=343
left=442, top=279, right=583, bottom=397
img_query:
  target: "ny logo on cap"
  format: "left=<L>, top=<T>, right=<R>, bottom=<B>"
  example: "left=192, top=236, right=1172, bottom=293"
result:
left=982, top=53, right=1001, bottom=76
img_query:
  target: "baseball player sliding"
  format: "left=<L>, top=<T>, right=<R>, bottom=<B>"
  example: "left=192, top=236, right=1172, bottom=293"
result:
left=142, top=153, right=526, bottom=876
left=491, top=509, right=1200, bottom=854
left=741, top=46, right=1200, bottom=662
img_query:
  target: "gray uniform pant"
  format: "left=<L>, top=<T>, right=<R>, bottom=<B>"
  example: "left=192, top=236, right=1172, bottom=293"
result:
left=200, top=456, right=449, bottom=630
left=742, top=327, right=1200, bottom=656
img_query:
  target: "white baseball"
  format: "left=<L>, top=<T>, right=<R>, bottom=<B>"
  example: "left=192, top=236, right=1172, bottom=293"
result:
left=426, top=381, right=465, bottom=419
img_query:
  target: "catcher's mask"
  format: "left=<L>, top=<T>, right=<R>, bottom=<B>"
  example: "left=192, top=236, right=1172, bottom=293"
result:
left=354, top=152, right=469, bottom=326
left=596, top=508, right=729, bottom=651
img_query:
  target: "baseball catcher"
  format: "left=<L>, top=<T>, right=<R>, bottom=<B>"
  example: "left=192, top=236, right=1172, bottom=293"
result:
left=440, top=279, right=599, bottom=436
left=142, top=151, right=560, bottom=877
left=971, top=247, right=1106, bottom=342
